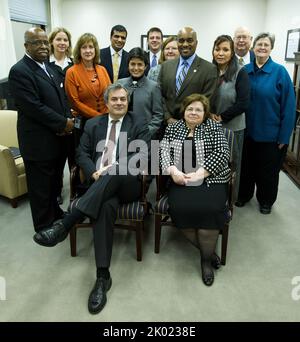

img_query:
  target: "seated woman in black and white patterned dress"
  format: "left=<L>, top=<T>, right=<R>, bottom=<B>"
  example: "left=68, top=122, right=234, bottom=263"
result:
left=160, top=93, right=231, bottom=286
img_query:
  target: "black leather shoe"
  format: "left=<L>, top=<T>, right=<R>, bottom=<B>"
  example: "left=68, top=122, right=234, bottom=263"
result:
left=33, top=220, right=68, bottom=247
left=201, top=262, right=214, bottom=286
left=211, top=253, right=221, bottom=270
left=259, top=204, right=272, bottom=214
left=88, top=277, right=112, bottom=314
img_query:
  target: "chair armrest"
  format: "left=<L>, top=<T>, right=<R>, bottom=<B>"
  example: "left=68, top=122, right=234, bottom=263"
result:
left=0, top=145, right=19, bottom=196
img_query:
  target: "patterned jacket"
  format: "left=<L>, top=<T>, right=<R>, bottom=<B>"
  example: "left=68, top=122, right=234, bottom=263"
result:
left=160, top=118, right=231, bottom=185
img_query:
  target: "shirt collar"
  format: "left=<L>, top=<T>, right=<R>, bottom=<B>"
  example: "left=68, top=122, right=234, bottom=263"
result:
left=108, top=115, right=124, bottom=125
left=179, top=53, right=196, bottom=67
left=25, top=52, right=46, bottom=69
left=49, top=54, right=72, bottom=68
left=110, top=46, right=122, bottom=57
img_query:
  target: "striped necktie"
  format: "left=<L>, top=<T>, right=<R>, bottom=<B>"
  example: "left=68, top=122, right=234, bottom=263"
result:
left=176, top=61, right=188, bottom=95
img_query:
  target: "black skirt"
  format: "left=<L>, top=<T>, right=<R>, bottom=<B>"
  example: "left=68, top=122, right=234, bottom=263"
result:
left=167, top=181, right=228, bottom=230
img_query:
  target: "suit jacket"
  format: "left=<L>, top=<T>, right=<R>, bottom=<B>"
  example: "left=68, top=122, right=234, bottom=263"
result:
left=100, top=47, right=130, bottom=83
left=118, top=75, right=163, bottom=137
left=8, top=55, right=70, bottom=161
left=65, top=63, right=111, bottom=118
left=159, top=55, right=218, bottom=121
left=76, top=113, right=150, bottom=181
left=160, top=118, right=231, bottom=185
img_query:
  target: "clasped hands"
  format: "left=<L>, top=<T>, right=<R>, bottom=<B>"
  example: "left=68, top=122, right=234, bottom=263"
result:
left=56, top=118, right=75, bottom=136
left=168, top=166, right=209, bottom=186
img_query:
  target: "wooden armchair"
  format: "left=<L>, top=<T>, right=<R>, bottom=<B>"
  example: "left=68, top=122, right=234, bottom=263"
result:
left=68, top=166, right=149, bottom=261
left=154, top=128, right=235, bottom=265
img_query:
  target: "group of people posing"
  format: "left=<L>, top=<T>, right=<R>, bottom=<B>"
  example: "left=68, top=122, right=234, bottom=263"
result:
left=8, top=24, right=295, bottom=314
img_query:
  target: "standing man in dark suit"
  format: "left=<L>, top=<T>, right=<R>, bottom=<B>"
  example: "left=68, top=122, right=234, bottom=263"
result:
left=233, top=26, right=255, bottom=65
left=8, top=28, right=74, bottom=232
left=33, top=83, right=150, bottom=314
left=145, top=27, right=163, bottom=75
left=100, top=25, right=130, bottom=83
left=159, top=27, right=218, bottom=124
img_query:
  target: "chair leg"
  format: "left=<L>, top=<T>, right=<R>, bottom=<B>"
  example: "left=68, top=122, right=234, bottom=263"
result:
left=10, top=198, right=18, bottom=208
left=154, top=214, right=162, bottom=253
left=221, top=224, right=229, bottom=265
left=135, top=222, right=143, bottom=262
left=70, top=226, right=77, bottom=257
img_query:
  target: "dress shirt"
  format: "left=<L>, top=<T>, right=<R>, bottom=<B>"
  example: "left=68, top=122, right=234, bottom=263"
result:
left=49, top=54, right=72, bottom=69
left=235, top=51, right=251, bottom=66
left=175, top=53, right=196, bottom=80
left=149, top=50, right=161, bottom=65
left=100, top=115, right=124, bottom=168
left=110, top=46, right=122, bottom=66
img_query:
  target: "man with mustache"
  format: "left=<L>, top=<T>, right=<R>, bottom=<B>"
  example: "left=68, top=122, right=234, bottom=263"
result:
left=9, top=27, right=74, bottom=233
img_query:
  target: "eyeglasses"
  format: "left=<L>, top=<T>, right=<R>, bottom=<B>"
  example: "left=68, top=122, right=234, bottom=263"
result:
left=27, top=40, right=50, bottom=46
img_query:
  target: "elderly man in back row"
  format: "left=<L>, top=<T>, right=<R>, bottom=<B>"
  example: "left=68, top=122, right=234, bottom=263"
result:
left=159, top=26, right=218, bottom=124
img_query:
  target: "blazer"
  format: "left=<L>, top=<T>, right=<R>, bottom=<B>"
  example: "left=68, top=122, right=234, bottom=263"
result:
left=100, top=47, right=130, bottom=83
left=118, top=75, right=164, bottom=137
left=160, top=118, right=231, bottom=185
left=159, top=55, right=218, bottom=121
left=76, top=113, right=151, bottom=181
left=48, top=58, right=73, bottom=85
left=65, top=63, right=111, bottom=118
left=8, top=55, right=70, bottom=161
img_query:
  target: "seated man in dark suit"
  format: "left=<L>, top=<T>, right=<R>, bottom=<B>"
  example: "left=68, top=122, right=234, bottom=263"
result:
left=100, top=25, right=130, bottom=83
left=33, top=83, right=150, bottom=314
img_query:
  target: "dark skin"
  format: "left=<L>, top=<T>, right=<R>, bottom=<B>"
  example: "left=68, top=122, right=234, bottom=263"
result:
left=177, top=27, right=198, bottom=59
left=24, top=28, right=74, bottom=134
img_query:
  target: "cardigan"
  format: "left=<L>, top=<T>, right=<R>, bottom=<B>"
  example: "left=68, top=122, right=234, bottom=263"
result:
left=65, top=62, right=111, bottom=118
left=245, top=57, right=295, bottom=144
left=160, top=118, right=231, bottom=185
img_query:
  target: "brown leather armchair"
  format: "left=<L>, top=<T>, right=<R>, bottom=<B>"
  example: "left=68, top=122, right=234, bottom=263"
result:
left=0, top=110, right=27, bottom=207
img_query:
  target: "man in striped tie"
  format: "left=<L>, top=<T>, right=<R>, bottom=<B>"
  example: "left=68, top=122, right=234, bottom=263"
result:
left=159, top=27, right=218, bottom=124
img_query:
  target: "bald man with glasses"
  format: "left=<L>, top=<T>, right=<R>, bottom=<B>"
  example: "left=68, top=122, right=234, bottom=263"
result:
left=9, top=27, right=74, bottom=233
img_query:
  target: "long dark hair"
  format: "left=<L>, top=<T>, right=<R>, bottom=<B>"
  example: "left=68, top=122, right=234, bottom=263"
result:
left=212, top=34, right=238, bottom=82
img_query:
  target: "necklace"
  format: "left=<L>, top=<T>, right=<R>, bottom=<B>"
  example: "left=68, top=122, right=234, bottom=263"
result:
left=91, top=73, right=98, bottom=82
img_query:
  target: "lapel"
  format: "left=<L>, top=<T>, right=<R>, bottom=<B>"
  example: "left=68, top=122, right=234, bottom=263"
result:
left=23, top=55, right=64, bottom=106
left=76, top=62, right=100, bottom=99
left=177, top=56, right=201, bottom=96
left=116, top=114, right=131, bottom=160
left=170, top=59, right=180, bottom=95
left=105, top=47, right=113, bottom=78
left=119, top=50, right=128, bottom=77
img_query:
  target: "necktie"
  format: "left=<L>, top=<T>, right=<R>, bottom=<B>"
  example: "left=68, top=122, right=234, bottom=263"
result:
left=112, top=52, right=119, bottom=83
left=41, top=63, right=51, bottom=78
left=238, top=57, right=244, bottom=66
left=103, top=120, right=119, bottom=166
left=176, top=61, right=188, bottom=95
left=151, top=55, right=157, bottom=68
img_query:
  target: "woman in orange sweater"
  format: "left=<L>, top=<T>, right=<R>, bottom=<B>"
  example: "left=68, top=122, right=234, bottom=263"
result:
left=65, top=33, right=111, bottom=137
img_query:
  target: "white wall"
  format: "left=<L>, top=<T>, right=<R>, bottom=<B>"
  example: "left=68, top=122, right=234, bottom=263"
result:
left=0, top=0, right=16, bottom=79
left=59, top=0, right=267, bottom=61
left=265, top=0, right=300, bottom=77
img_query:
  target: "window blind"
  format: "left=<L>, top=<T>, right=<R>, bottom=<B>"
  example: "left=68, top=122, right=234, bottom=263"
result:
left=9, top=0, right=49, bottom=25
